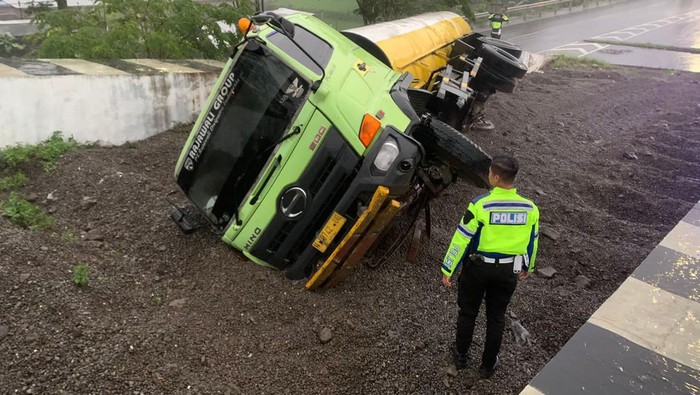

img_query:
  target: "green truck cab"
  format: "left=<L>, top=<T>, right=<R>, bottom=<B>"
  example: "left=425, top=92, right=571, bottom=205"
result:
left=172, top=9, right=528, bottom=289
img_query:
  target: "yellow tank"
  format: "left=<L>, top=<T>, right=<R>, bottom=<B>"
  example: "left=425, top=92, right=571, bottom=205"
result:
left=343, top=12, right=472, bottom=88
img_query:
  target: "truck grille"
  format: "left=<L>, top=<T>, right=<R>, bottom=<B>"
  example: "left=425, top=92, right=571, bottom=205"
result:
left=251, top=128, right=360, bottom=269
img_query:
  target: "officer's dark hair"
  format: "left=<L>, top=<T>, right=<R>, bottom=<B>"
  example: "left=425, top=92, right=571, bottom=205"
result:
left=490, top=156, right=519, bottom=183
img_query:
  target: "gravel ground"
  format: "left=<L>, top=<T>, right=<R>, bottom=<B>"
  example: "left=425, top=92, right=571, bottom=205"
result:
left=1, top=64, right=699, bottom=394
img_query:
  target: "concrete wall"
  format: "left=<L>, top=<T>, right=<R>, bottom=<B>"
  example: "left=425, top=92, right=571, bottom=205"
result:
left=0, top=59, right=221, bottom=148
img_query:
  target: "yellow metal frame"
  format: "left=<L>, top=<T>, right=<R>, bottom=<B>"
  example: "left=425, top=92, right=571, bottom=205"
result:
left=306, top=186, right=402, bottom=290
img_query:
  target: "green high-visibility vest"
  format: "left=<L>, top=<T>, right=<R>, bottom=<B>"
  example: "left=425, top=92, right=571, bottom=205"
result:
left=441, top=187, right=540, bottom=277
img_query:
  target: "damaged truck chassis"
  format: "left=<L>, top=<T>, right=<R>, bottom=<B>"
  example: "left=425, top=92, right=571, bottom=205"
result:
left=171, top=9, right=528, bottom=290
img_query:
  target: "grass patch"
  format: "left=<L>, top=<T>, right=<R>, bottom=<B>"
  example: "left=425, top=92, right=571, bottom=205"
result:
left=0, top=172, right=28, bottom=192
left=73, top=263, right=90, bottom=287
left=61, top=230, right=77, bottom=244
left=584, top=39, right=700, bottom=55
left=1, top=192, right=55, bottom=230
left=0, top=131, right=79, bottom=172
left=550, top=54, right=610, bottom=69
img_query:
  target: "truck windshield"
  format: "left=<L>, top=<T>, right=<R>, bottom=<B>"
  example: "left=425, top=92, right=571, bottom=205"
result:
left=177, top=41, right=309, bottom=227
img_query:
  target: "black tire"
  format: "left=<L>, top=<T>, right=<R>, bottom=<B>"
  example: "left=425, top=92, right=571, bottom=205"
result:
left=477, top=36, right=523, bottom=58
left=478, top=44, right=528, bottom=79
left=471, top=68, right=516, bottom=94
left=412, top=119, right=492, bottom=188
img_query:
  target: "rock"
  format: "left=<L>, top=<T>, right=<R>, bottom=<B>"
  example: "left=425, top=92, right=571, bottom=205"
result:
left=84, top=230, right=104, bottom=242
left=47, top=207, right=57, bottom=214
left=19, top=273, right=30, bottom=282
left=538, top=267, right=557, bottom=278
left=445, top=365, right=458, bottom=377
left=510, top=320, right=532, bottom=347
left=0, top=325, right=8, bottom=341
left=387, top=330, right=399, bottom=339
left=535, top=188, right=547, bottom=196
left=603, top=275, right=611, bottom=281
left=168, top=298, right=187, bottom=308
left=40, top=246, right=48, bottom=251
left=318, top=327, right=333, bottom=344
left=557, top=121, right=565, bottom=128
left=443, top=377, right=451, bottom=388
left=508, top=311, right=518, bottom=319
left=541, top=228, right=560, bottom=241
left=157, top=245, right=167, bottom=252
left=574, top=275, right=591, bottom=288
left=623, top=152, right=638, bottom=160
left=26, top=192, right=39, bottom=203
left=80, top=196, right=98, bottom=210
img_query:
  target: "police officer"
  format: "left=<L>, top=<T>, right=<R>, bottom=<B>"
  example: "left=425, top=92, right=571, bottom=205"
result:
left=488, top=13, right=509, bottom=39
left=441, top=156, right=539, bottom=379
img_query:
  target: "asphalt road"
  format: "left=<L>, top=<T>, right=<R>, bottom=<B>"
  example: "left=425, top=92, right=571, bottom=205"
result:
left=503, top=0, right=700, bottom=72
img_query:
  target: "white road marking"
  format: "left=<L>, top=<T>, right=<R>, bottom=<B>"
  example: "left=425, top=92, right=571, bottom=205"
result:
left=541, top=9, right=700, bottom=57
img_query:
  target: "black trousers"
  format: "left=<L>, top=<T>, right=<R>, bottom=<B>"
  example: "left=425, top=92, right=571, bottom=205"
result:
left=456, top=261, right=518, bottom=369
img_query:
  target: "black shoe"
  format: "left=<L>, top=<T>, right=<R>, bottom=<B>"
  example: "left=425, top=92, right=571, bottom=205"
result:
left=479, top=356, right=500, bottom=379
left=452, top=346, right=468, bottom=370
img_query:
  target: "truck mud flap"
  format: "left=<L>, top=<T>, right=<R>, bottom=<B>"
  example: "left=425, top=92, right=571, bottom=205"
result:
left=306, top=186, right=402, bottom=291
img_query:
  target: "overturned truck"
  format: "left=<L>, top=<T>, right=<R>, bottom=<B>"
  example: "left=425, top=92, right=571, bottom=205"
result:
left=171, top=9, right=528, bottom=290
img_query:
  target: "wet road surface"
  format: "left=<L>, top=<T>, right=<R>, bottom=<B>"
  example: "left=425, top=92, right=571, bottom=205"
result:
left=504, top=0, right=700, bottom=72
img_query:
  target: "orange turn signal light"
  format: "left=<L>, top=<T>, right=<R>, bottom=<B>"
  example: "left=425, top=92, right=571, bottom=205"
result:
left=238, top=18, right=254, bottom=34
left=359, top=114, right=381, bottom=147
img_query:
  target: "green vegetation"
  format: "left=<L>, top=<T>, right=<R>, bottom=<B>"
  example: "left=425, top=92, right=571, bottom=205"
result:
left=353, top=0, right=474, bottom=25
left=29, top=0, right=253, bottom=59
left=73, top=263, right=90, bottom=287
left=584, top=39, right=700, bottom=55
left=0, top=32, right=24, bottom=56
left=267, top=0, right=363, bottom=29
left=0, top=172, right=28, bottom=192
left=0, top=193, right=55, bottom=230
left=152, top=295, right=164, bottom=306
left=550, top=54, right=610, bottom=69
left=0, top=132, right=78, bottom=172
left=61, top=230, right=77, bottom=244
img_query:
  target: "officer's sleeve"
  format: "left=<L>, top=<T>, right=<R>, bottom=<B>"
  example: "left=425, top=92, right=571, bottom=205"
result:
left=488, top=13, right=495, bottom=20
left=503, top=15, right=509, bottom=21
left=441, top=202, right=480, bottom=277
left=526, top=207, right=540, bottom=272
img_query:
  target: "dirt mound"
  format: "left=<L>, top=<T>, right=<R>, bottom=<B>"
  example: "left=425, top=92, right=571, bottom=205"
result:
left=1, top=65, right=699, bottom=394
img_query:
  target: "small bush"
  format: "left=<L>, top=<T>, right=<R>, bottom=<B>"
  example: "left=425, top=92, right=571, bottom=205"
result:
left=550, top=54, right=610, bottom=69
left=73, top=263, right=89, bottom=287
left=1, top=193, right=55, bottom=230
left=61, top=230, right=76, bottom=244
left=0, top=131, right=79, bottom=172
left=0, top=172, right=28, bottom=192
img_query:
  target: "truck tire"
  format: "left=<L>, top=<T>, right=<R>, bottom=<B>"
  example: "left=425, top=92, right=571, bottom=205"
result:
left=471, top=68, right=516, bottom=94
left=413, top=119, right=492, bottom=188
left=477, top=37, right=523, bottom=58
left=478, top=44, right=528, bottom=79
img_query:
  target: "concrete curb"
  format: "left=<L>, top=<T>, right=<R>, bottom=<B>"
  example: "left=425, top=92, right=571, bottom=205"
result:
left=521, top=201, right=700, bottom=394
left=521, top=51, right=552, bottom=73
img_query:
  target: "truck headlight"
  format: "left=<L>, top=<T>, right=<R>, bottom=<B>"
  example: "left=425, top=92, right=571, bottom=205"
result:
left=373, top=139, right=400, bottom=172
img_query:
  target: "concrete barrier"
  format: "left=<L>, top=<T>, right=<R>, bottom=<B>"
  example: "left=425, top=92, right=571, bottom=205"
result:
left=0, top=58, right=225, bottom=148
left=522, top=51, right=551, bottom=73
left=521, top=201, right=700, bottom=394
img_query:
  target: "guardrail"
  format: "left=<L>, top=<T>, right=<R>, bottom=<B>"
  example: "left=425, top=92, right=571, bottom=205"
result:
left=474, top=0, right=617, bottom=20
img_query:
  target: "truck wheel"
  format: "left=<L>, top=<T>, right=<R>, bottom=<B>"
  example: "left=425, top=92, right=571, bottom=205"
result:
left=477, top=37, right=523, bottom=58
left=478, top=44, right=528, bottom=79
left=412, top=119, right=492, bottom=188
left=471, top=69, right=516, bottom=94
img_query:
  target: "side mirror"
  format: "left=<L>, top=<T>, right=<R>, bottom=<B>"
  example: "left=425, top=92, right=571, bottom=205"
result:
left=251, top=12, right=294, bottom=38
